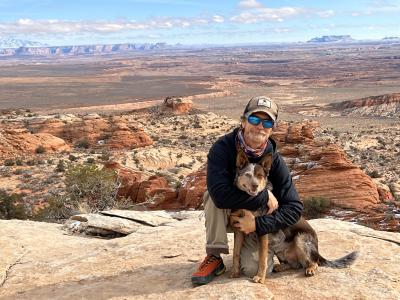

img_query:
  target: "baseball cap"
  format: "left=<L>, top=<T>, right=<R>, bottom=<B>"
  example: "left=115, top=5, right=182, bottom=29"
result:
left=243, top=96, right=278, bottom=121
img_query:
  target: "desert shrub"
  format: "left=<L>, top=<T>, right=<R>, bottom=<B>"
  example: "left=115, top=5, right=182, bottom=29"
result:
left=63, top=164, right=118, bottom=213
left=26, top=159, right=36, bottom=166
left=99, top=151, right=111, bottom=161
left=99, top=133, right=112, bottom=140
left=86, top=157, right=95, bottom=164
left=35, top=164, right=119, bottom=221
left=15, top=158, right=24, bottom=166
left=75, top=138, right=90, bottom=149
left=14, top=169, right=24, bottom=175
left=55, top=160, right=66, bottom=172
left=68, top=154, right=78, bottom=161
left=33, top=197, right=72, bottom=222
left=0, top=190, right=28, bottom=220
left=303, top=197, right=331, bottom=219
left=4, top=159, right=15, bottom=166
left=35, top=145, right=46, bottom=154
left=369, top=170, right=380, bottom=178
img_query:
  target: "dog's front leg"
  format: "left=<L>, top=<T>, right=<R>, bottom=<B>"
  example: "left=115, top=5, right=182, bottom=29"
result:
left=231, top=230, right=245, bottom=278
left=253, top=234, right=268, bottom=284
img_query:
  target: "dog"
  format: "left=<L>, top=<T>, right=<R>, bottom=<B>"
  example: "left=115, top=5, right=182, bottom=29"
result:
left=230, top=149, right=358, bottom=283
left=229, top=149, right=273, bottom=284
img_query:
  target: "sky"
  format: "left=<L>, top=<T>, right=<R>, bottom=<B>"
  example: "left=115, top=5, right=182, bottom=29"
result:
left=0, top=0, right=399, bottom=46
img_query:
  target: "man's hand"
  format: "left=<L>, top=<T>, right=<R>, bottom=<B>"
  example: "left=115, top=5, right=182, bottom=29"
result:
left=232, top=209, right=256, bottom=235
left=267, top=190, right=278, bottom=214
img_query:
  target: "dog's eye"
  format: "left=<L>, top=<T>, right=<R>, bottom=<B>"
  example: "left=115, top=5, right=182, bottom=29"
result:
left=245, top=173, right=251, bottom=178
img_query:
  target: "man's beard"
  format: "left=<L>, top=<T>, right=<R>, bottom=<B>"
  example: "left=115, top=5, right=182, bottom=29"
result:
left=246, top=132, right=267, bottom=148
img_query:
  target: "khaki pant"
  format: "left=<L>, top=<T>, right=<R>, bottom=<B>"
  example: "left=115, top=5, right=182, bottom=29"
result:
left=203, top=190, right=274, bottom=277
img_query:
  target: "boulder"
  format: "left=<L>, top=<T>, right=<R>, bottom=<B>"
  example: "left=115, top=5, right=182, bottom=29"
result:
left=163, top=96, right=193, bottom=114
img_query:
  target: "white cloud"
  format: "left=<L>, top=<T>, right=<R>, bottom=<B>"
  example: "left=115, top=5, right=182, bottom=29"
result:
left=317, top=10, right=335, bottom=18
left=212, top=15, right=224, bottom=23
left=232, top=3, right=335, bottom=23
left=351, top=0, right=400, bottom=16
left=0, top=16, right=228, bottom=36
left=238, top=0, right=263, bottom=9
left=231, top=6, right=308, bottom=23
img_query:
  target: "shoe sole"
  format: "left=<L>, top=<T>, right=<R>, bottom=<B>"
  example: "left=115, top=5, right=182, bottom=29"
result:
left=191, top=262, right=226, bottom=285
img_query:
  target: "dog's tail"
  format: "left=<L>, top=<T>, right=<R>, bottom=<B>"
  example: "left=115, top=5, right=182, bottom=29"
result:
left=318, top=251, right=359, bottom=268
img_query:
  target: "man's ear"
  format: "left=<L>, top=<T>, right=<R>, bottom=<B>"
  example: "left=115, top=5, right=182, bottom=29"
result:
left=260, top=153, right=272, bottom=173
left=236, top=148, right=249, bottom=169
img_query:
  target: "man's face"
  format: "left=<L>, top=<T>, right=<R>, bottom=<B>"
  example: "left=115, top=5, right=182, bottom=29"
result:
left=241, top=111, right=273, bottom=148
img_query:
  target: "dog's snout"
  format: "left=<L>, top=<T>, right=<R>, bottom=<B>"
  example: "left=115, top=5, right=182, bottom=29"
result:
left=251, top=184, right=258, bottom=191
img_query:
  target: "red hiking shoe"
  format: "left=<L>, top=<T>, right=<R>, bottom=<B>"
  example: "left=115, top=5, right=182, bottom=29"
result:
left=191, top=255, right=226, bottom=285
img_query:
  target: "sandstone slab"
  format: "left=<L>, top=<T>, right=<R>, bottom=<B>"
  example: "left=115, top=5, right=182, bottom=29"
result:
left=0, top=215, right=399, bottom=299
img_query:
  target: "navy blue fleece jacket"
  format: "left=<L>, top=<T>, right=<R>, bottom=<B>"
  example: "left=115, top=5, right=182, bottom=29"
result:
left=207, top=128, right=303, bottom=236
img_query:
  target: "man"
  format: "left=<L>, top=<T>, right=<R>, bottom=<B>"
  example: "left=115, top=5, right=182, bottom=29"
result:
left=191, top=96, right=303, bottom=285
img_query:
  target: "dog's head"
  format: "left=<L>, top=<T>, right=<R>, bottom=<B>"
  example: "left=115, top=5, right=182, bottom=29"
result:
left=235, top=149, right=272, bottom=196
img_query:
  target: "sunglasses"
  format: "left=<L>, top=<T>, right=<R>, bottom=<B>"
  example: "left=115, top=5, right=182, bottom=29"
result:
left=247, top=115, right=274, bottom=128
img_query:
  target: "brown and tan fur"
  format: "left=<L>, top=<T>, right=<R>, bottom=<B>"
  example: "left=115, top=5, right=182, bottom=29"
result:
left=229, top=150, right=273, bottom=284
left=230, top=149, right=358, bottom=282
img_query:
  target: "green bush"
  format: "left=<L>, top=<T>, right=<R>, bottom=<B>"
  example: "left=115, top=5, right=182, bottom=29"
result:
left=75, top=138, right=90, bottom=149
left=0, top=190, right=27, bottom=220
left=86, top=157, right=95, bottom=164
left=35, top=145, right=46, bottom=154
left=55, top=160, right=66, bottom=172
left=99, top=151, right=111, bottom=161
left=64, top=164, right=118, bottom=212
left=33, top=197, right=72, bottom=222
left=303, top=197, right=331, bottom=219
left=26, top=159, right=36, bottom=166
left=35, top=164, right=119, bottom=222
left=4, top=159, right=15, bottom=166
left=68, top=154, right=78, bottom=161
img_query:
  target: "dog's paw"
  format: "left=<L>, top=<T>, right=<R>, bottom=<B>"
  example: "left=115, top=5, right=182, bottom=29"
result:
left=305, top=267, right=316, bottom=276
left=230, top=270, right=240, bottom=278
left=252, top=275, right=265, bottom=284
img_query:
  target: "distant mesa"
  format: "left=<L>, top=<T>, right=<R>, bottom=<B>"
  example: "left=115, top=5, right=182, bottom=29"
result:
left=0, top=38, right=46, bottom=49
left=307, top=35, right=355, bottom=43
left=382, top=36, right=400, bottom=41
left=329, top=93, right=400, bottom=118
left=0, top=40, right=171, bottom=57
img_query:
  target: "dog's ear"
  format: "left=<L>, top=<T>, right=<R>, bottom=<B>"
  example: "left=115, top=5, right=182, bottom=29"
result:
left=236, top=148, right=249, bottom=170
left=260, top=153, right=273, bottom=173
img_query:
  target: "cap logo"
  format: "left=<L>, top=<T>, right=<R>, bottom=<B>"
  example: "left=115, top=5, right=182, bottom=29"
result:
left=257, top=98, right=271, bottom=108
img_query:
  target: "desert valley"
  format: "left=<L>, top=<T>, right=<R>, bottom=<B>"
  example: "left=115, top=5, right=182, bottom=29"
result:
left=0, top=40, right=399, bottom=299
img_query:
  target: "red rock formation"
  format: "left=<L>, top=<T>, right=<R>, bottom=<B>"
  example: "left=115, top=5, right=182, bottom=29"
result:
left=331, top=93, right=400, bottom=109
left=0, top=128, right=70, bottom=158
left=28, top=115, right=153, bottom=149
left=272, top=122, right=380, bottom=210
left=177, top=166, right=207, bottom=209
left=103, top=161, right=142, bottom=200
left=163, top=96, right=193, bottom=114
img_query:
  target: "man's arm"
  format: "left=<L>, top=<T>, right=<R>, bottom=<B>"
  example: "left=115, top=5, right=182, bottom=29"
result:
left=207, top=139, right=268, bottom=211
left=254, top=153, right=303, bottom=235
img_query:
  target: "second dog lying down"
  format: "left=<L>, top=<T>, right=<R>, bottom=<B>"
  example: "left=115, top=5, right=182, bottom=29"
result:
left=230, top=149, right=358, bottom=283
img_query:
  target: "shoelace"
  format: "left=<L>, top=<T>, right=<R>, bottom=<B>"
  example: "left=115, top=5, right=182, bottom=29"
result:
left=199, top=255, right=218, bottom=270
